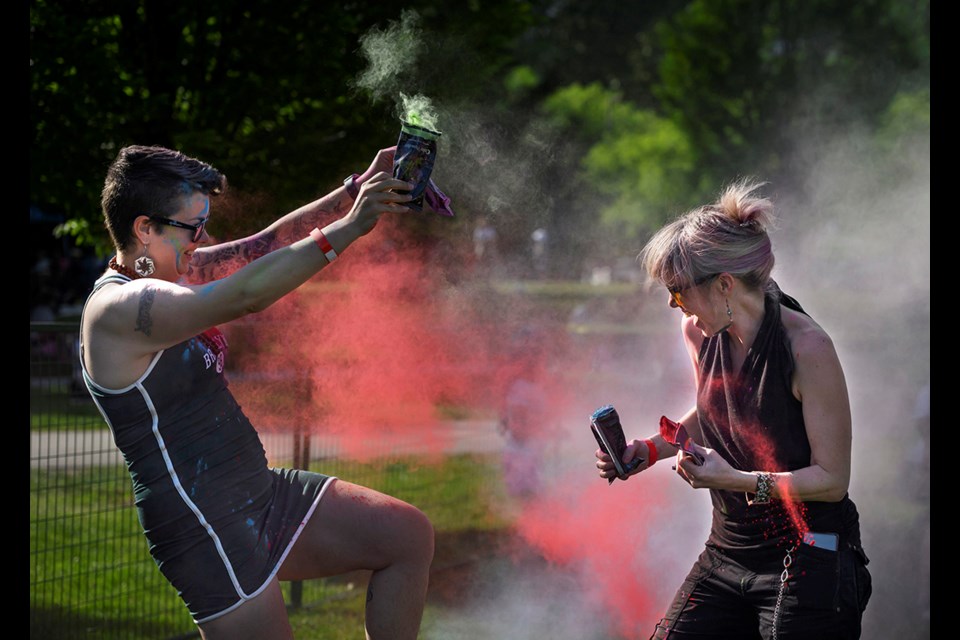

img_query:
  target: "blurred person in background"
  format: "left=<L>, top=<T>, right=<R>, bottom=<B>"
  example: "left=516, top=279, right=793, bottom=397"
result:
left=594, top=180, right=871, bottom=639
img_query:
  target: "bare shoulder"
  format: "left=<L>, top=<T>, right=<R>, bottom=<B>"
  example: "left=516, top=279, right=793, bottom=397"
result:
left=781, top=304, right=848, bottom=403
left=780, top=305, right=837, bottom=361
left=84, top=278, right=185, bottom=335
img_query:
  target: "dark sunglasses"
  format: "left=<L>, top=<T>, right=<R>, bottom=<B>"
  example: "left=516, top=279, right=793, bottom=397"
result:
left=148, top=215, right=206, bottom=242
left=667, top=273, right=719, bottom=309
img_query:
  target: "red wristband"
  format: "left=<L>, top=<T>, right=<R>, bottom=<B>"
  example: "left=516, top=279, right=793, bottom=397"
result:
left=310, top=228, right=338, bottom=262
left=644, top=439, right=658, bottom=467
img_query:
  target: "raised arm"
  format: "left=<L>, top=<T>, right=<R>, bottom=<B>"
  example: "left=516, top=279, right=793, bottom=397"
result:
left=88, top=172, right=412, bottom=365
left=186, top=148, right=397, bottom=283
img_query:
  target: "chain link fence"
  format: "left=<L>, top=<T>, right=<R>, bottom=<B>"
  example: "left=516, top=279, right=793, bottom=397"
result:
left=30, top=321, right=504, bottom=639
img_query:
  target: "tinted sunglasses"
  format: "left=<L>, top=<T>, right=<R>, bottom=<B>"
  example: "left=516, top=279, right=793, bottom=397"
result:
left=667, top=273, right=719, bottom=309
left=148, top=215, right=206, bottom=242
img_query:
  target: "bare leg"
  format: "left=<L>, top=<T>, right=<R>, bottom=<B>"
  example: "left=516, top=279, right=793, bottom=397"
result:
left=197, top=577, right=293, bottom=640
left=278, top=479, right=434, bottom=640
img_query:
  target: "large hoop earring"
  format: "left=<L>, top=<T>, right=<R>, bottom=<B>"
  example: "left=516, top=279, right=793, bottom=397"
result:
left=134, top=245, right=156, bottom=277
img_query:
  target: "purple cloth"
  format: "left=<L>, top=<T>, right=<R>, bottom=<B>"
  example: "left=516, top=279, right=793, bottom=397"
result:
left=423, top=179, right=454, bottom=217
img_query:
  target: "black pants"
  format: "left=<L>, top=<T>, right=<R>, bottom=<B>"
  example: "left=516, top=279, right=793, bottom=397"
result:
left=651, top=543, right=871, bottom=639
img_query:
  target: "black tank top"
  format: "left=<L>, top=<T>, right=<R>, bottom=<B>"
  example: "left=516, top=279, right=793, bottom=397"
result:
left=697, top=284, right=862, bottom=564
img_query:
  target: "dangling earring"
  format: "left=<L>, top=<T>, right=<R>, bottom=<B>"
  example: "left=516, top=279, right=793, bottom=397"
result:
left=725, top=298, right=733, bottom=323
left=134, top=244, right=156, bottom=277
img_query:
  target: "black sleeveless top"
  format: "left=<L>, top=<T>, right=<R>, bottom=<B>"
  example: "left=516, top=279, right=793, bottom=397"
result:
left=697, top=284, right=862, bottom=565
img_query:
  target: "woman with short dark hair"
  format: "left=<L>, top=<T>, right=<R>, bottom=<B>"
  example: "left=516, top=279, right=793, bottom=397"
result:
left=81, top=144, right=433, bottom=639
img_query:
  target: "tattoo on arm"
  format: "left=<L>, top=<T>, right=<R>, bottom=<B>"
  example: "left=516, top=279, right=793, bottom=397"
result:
left=187, top=231, right=277, bottom=282
left=185, top=192, right=348, bottom=283
left=134, top=288, right=156, bottom=336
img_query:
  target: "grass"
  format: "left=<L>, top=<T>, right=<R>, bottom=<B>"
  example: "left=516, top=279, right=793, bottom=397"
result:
left=30, top=451, right=511, bottom=640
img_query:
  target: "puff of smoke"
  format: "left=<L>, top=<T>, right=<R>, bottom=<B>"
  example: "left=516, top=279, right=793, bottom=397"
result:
left=398, top=91, right=441, bottom=131
left=355, top=9, right=424, bottom=103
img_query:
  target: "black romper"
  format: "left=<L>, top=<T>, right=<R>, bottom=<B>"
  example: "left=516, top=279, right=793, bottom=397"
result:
left=80, top=273, right=336, bottom=623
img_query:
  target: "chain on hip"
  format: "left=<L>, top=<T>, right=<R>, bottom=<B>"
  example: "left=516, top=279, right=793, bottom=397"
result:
left=770, top=545, right=795, bottom=640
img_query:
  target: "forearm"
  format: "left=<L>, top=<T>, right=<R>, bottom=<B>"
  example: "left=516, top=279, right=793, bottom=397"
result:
left=211, top=216, right=361, bottom=317
left=733, top=464, right=850, bottom=503
left=188, top=186, right=354, bottom=282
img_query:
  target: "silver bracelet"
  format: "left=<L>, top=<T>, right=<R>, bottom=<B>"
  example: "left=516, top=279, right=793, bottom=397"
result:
left=748, top=472, right=776, bottom=505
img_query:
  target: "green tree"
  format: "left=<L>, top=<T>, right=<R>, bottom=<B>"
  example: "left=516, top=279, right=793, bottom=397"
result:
left=541, top=82, right=706, bottom=239
left=30, top=0, right=536, bottom=254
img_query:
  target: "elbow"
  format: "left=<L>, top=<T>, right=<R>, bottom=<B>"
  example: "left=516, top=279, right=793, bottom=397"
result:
left=823, top=486, right=848, bottom=502
left=242, top=299, right=269, bottom=315
left=822, top=475, right=850, bottom=502
left=232, top=283, right=276, bottom=316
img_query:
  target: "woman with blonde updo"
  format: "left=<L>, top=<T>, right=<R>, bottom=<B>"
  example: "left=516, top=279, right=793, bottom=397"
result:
left=595, top=180, right=871, bottom=639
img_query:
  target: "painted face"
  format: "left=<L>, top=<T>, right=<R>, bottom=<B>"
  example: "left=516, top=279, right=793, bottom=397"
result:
left=151, top=192, right=210, bottom=280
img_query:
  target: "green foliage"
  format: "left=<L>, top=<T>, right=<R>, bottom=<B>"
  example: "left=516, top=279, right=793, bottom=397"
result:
left=875, top=87, right=930, bottom=148
left=504, top=64, right=541, bottom=100
left=30, top=0, right=930, bottom=269
left=542, top=82, right=703, bottom=237
left=29, top=0, right=536, bottom=254
left=652, top=0, right=930, bottom=186
left=53, top=218, right=104, bottom=254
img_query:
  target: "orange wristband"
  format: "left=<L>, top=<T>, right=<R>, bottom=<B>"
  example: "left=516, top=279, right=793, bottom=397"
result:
left=644, top=439, right=658, bottom=467
left=310, top=228, right=338, bottom=262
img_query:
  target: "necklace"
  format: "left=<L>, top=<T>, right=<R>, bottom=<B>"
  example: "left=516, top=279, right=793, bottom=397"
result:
left=108, top=256, right=140, bottom=280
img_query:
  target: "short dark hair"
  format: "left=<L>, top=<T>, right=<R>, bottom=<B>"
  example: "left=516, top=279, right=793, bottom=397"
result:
left=101, top=145, right=227, bottom=251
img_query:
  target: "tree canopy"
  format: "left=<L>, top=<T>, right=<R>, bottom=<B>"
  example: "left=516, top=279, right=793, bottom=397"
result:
left=31, top=0, right=929, bottom=263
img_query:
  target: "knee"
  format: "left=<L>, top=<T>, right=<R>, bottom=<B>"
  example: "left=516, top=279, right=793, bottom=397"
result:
left=394, top=503, right=434, bottom=566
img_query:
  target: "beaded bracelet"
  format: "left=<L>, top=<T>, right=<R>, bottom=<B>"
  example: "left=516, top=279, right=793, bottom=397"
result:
left=748, top=472, right=776, bottom=505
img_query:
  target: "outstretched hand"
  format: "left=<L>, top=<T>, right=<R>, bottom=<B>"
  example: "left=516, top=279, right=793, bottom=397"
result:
left=345, top=171, right=413, bottom=235
left=359, top=147, right=398, bottom=185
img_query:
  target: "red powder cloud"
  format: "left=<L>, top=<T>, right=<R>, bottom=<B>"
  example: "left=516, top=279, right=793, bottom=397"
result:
left=515, top=475, right=673, bottom=638
left=225, top=217, right=571, bottom=460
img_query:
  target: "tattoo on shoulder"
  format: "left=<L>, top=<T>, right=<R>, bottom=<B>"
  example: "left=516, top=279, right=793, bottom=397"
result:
left=134, top=288, right=156, bottom=336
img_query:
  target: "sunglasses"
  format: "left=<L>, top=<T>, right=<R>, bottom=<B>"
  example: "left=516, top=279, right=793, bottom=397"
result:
left=667, top=273, right=719, bottom=309
left=148, top=215, right=206, bottom=243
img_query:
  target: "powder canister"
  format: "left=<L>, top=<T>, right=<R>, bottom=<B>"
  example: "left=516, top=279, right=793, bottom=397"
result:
left=590, top=404, right=642, bottom=484
left=393, top=121, right=441, bottom=212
